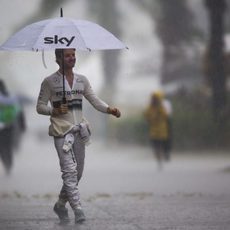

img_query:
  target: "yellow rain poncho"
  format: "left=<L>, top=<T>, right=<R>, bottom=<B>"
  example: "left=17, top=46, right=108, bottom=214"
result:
left=144, top=92, right=169, bottom=140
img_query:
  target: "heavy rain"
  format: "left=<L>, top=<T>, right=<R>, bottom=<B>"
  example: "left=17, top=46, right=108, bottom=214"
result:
left=0, top=0, right=230, bottom=229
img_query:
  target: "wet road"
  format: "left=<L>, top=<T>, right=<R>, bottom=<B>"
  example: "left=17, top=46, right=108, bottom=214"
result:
left=0, top=131, right=230, bottom=229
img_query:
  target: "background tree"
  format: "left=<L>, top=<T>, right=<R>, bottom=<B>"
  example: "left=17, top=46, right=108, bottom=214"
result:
left=135, top=0, right=229, bottom=120
left=134, top=0, right=199, bottom=84
left=204, top=0, right=227, bottom=122
left=153, top=0, right=199, bottom=84
left=86, top=0, right=122, bottom=105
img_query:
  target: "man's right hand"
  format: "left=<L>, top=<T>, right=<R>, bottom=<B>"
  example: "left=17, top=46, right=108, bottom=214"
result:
left=52, top=103, right=68, bottom=115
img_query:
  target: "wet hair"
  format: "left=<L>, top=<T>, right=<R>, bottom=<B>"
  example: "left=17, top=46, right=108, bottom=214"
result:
left=55, top=49, right=76, bottom=59
left=55, top=49, right=63, bottom=61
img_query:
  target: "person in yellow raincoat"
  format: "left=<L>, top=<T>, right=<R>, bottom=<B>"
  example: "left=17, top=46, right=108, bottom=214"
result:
left=144, top=91, right=172, bottom=169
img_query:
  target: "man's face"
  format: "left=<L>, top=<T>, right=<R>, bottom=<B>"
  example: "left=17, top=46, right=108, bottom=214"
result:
left=58, top=49, right=76, bottom=69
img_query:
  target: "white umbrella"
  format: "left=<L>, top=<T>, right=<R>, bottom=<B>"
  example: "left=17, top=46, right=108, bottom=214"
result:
left=0, top=17, right=127, bottom=51
left=0, top=10, right=127, bottom=102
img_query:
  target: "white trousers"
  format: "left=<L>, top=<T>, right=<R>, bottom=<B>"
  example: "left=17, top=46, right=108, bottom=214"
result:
left=54, top=133, right=85, bottom=211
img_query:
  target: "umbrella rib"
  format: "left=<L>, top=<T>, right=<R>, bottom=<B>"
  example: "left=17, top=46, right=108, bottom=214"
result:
left=69, top=19, right=90, bottom=51
left=32, top=19, right=53, bottom=51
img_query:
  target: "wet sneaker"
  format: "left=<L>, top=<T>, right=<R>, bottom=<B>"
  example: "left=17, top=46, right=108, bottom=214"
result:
left=75, top=208, right=86, bottom=224
left=53, top=203, right=70, bottom=224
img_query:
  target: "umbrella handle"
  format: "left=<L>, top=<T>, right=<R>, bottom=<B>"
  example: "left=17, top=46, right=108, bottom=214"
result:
left=62, top=71, right=66, bottom=104
left=62, top=72, right=66, bottom=104
left=62, top=97, right=66, bottom=104
left=61, top=49, right=66, bottom=104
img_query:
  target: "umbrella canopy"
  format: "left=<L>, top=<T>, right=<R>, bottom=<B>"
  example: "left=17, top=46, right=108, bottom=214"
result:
left=0, top=17, right=127, bottom=51
left=0, top=12, right=127, bottom=103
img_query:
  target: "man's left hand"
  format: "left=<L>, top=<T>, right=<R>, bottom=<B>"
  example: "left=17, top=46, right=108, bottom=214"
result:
left=107, top=107, right=121, bottom=118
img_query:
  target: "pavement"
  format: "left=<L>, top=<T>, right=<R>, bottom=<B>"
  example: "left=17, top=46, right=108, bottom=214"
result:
left=1, top=192, right=229, bottom=230
left=0, top=132, right=230, bottom=230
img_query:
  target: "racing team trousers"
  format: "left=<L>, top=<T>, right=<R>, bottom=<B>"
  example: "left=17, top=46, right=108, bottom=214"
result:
left=54, top=133, right=85, bottom=211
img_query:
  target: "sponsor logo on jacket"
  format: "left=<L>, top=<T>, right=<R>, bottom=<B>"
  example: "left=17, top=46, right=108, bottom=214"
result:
left=55, top=89, right=83, bottom=97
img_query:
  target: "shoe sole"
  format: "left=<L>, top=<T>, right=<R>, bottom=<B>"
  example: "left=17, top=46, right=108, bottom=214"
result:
left=75, top=217, right=86, bottom=224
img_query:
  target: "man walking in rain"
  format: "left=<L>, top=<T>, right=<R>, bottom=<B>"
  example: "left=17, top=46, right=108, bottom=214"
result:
left=36, top=48, right=121, bottom=224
